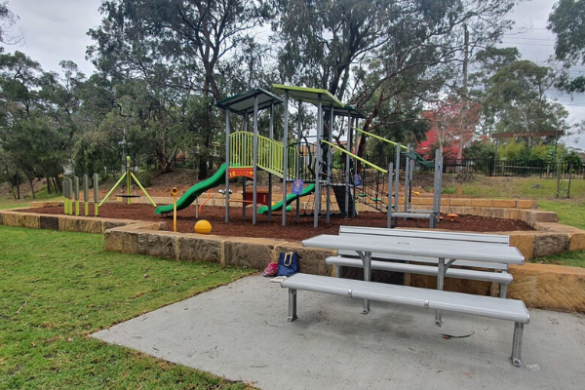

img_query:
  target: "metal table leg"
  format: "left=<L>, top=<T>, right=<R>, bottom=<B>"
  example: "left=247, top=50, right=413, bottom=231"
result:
left=359, top=251, right=372, bottom=314
left=435, top=257, right=445, bottom=327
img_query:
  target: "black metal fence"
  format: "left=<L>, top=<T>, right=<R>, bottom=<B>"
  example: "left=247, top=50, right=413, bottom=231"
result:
left=442, top=159, right=585, bottom=179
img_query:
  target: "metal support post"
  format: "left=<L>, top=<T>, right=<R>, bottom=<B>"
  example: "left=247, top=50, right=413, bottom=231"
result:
left=68, top=179, right=73, bottom=215
left=225, top=108, right=231, bottom=223
left=387, top=163, right=393, bottom=228
left=362, top=252, right=372, bottom=314
left=394, top=143, right=401, bottom=223
left=345, top=115, right=351, bottom=217
left=435, top=257, right=445, bottom=327
left=314, top=94, right=323, bottom=228
left=63, top=179, right=68, bottom=215
left=296, top=100, right=302, bottom=223
left=126, top=156, right=131, bottom=205
left=352, top=119, right=358, bottom=217
left=287, top=288, right=298, bottom=322
left=326, top=106, right=333, bottom=223
left=431, top=149, right=440, bottom=229
left=93, top=173, right=99, bottom=216
left=437, top=154, right=444, bottom=223
left=74, top=176, right=80, bottom=216
left=409, top=160, right=415, bottom=210
left=282, top=90, right=289, bottom=227
left=268, top=103, right=274, bottom=222
left=242, top=113, right=248, bottom=221
left=500, top=273, right=508, bottom=298
left=404, top=144, right=410, bottom=215
left=511, top=322, right=524, bottom=367
left=252, top=95, right=259, bottom=225
left=83, top=174, right=89, bottom=216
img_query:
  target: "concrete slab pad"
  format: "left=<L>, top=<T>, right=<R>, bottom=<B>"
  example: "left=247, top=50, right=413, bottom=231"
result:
left=93, top=276, right=585, bottom=390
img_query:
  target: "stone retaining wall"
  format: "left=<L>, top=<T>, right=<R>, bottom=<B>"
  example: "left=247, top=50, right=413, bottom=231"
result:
left=102, top=225, right=585, bottom=313
left=2, top=205, right=585, bottom=313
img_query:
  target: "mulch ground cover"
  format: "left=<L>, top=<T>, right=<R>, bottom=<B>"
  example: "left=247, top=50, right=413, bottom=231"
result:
left=25, top=204, right=534, bottom=241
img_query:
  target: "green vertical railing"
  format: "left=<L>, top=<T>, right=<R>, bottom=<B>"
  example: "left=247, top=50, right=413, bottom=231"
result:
left=229, top=132, right=296, bottom=177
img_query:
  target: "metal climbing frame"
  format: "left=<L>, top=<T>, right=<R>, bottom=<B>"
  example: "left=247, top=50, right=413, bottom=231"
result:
left=387, top=144, right=444, bottom=229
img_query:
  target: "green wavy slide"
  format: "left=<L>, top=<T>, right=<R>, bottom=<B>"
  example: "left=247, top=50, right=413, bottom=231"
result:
left=257, top=183, right=316, bottom=214
left=155, top=164, right=227, bottom=215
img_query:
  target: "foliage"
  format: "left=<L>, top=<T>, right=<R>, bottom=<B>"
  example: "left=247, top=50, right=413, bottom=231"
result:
left=4, top=0, right=582, bottom=190
left=483, top=60, right=571, bottom=139
left=135, top=170, right=155, bottom=188
left=0, top=225, right=255, bottom=389
left=548, top=0, right=585, bottom=92
left=416, top=99, right=482, bottom=159
left=463, top=140, right=496, bottom=160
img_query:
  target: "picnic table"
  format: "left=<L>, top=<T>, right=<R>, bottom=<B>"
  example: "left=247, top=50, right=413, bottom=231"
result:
left=301, top=234, right=525, bottom=323
left=283, top=230, right=529, bottom=366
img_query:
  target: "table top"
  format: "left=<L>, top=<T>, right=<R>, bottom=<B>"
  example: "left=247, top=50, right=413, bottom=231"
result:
left=302, top=234, right=524, bottom=265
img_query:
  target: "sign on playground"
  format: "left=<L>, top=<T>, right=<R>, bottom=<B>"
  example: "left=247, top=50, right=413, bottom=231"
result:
left=228, top=168, right=254, bottom=179
left=292, top=179, right=304, bottom=195
left=353, top=174, right=362, bottom=186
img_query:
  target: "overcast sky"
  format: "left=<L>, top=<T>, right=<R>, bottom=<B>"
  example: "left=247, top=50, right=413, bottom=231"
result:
left=2, top=0, right=584, bottom=150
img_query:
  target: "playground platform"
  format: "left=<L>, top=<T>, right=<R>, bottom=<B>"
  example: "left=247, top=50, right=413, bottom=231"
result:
left=93, top=275, right=585, bottom=390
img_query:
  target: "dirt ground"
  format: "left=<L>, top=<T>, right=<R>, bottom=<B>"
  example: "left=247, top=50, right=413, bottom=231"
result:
left=27, top=204, right=534, bottom=241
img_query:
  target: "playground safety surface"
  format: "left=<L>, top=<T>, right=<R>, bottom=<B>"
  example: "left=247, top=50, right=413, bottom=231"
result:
left=28, top=204, right=534, bottom=240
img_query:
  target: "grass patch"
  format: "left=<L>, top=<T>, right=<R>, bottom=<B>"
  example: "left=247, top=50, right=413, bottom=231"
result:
left=0, top=187, right=63, bottom=210
left=538, top=199, right=585, bottom=230
left=439, top=175, right=585, bottom=200
left=0, top=226, right=255, bottom=389
left=531, top=250, right=585, bottom=268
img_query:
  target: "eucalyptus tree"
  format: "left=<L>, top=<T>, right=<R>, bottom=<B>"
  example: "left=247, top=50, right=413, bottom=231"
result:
left=0, top=52, right=74, bottom=197
left=483, top=60, right=571, bottom=144
left=87, top=0, right=275, bottom=177
left=274, top=0, right=518, bottom=158
left=548, top=0, right=585, bottom=92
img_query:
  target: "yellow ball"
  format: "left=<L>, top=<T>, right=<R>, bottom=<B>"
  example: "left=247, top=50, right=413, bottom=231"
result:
left=194, top=219, right=212, bottom=234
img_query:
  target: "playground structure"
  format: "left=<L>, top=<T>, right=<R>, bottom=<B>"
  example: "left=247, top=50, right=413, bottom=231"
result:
left=100, top=156, right=157, bottom=208
left=153, top=85, right=443, bottom=229
left=62, top=173, right=99, bottom=217
left=388, top=145, right=444, bottom=229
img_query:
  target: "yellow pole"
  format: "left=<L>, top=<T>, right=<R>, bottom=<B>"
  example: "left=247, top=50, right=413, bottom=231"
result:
left=171, top=187, right=178, bottom=232
left=126, top=156, right=132, bottom=205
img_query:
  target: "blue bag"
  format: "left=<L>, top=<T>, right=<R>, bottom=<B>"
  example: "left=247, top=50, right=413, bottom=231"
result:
left=277, top=252, right=298, bottom=277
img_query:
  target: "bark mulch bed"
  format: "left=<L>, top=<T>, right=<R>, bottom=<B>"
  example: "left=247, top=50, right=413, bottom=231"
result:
left=24, top=204, right=534, bottom=241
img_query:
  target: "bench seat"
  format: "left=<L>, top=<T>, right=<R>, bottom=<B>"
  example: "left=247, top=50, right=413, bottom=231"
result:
left=281, top=273, right=529, bottom=366
left=326, top=256, right=513, bottom=285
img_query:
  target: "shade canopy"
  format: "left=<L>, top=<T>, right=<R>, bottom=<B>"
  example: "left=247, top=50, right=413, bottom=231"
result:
left=216, top=88, right=284, bottom=116
left=273, top=84, right=345, bottom=108
left=324, top=105, right=367, bottom=119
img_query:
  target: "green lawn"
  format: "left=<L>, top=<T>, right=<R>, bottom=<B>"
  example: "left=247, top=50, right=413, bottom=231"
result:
left=538, top=199, right=585, bottom=230
left=440, top=175, right=585, bottom=200
left=0, top=187, right=63, bottom=210
left=0, top=226, right=255, bottom=390
left=531, top=250, right=585, bottom=268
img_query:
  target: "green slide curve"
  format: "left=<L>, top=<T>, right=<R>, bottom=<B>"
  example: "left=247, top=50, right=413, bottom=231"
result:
left=257, top=183, right=316, bottom=215
left=155, top=164, right=227, bottom=215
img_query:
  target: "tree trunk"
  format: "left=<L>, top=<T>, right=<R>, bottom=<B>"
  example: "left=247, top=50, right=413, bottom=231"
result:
left=53, top=176, right=62, bottom=193
left=198, top=156, right=208, bottom=180
left=29, top=178, right=36, bottom=199
left=15, top=173, right=20, bottom=200
left=46, top=176, right=52, bottom=194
